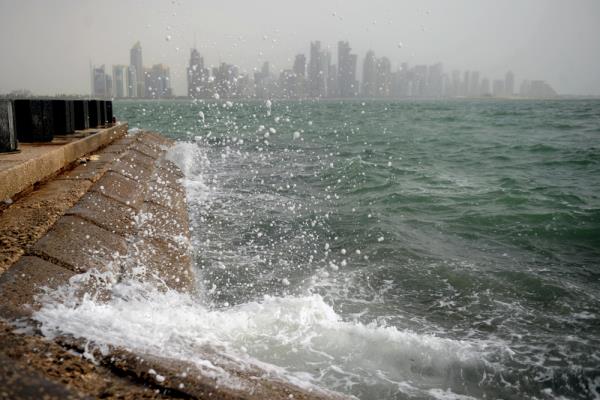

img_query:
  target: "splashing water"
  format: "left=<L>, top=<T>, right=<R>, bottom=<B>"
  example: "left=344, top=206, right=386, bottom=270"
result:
left=34, top=99, right=600, bottom=400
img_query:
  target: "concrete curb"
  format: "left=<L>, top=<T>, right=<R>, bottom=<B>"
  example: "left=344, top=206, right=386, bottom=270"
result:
left=0, top=123, right=127, bottom=202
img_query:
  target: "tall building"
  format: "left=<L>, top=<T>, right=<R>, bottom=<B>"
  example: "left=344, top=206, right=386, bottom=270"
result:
left=214, top=62, right=240, bottom=99
left=412, top=65, right=427, bottom=97
left=480, top=78, right=491, bottom=95
left=376, top=57, right=392, bottom=97
left=187, top=48, right=208, bottom=98
left=505, top=71, right=515, bottom=97
left=522, top=80, right=557, bottom=98
left=254, top=61, right=272, bottom=99
left=362, top=50, right=377, bottom=97
left=293, top=54, right=306, bottom=77
left=308, top=41, right=328, bottom=98
left=147, top=64, right=171, bottom=98
left=130, top=41, right=144, bottom=97
left=451, top=70, right=461, bottom=97
left=290, top=54, right=307, bottom=98
left=127, top=66, right=137, bottom=97
left=427, top=63, right=444, bottom=97
left=392, top=63, right=410, bottom=97
left=461, top=71, right=470, bottom=97
left=92, top=65, right=111, bottom=97
left=469, top=71, right=480, bottom=97
left=327, top=63, right=338, bottom=98
left=112, top=65, right=127, bottom=98
left=492, top=79, right=505, bottom=97
left=337, top=41, right=357, bottom=98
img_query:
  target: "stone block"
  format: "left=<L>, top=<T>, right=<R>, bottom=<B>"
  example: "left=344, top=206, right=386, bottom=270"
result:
left=108, top=153, right=154, bottom=183
left=0, top=178, right=92, bottom=273
left=139, top=131, right=174, bottom=147
left=31, top=215, right=127, bottom=273
left=130, top=141, right=164, bottom=160
left=55, top=158, right=110, bottom=182
left=67, top=192, right=136, bottom=236
left=158, top=158, right=185, bottom=179
left=0, top=256, right=75, bottom=319
left=0, top=100, right=18, bottom=153
left=126, top=238, right=194, bottom=292
left=151, top=161, right=185, bottom=193
left=91, top=171, right=144, bottom=209
left=73, top=100, right=89, bottom=130
left=137, top=202, right=189, bottom=245
left=100, top=143, right=130, bottom=155
left=145, top=177, right=187, bottom=211
left=14, top=99, right=55, bottom=142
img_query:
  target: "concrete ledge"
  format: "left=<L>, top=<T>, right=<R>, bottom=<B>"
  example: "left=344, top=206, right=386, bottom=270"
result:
left=0, top=123, right=128, bottom=201
left=91, top=171, right=144, bottom=210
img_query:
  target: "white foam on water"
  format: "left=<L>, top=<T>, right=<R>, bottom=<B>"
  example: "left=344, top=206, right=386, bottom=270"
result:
left=32, top=140, right=499, bottom=399
left=166, top=141, right=212, bottom=206
left=33, top=267, right=488, bottom=398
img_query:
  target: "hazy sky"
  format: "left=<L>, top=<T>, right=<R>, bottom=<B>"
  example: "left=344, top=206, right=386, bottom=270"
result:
left=0, top=0, right=599, bottom=96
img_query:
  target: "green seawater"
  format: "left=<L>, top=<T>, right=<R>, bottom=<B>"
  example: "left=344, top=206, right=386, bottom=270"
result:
left=115, top=99, right=600, bottom=399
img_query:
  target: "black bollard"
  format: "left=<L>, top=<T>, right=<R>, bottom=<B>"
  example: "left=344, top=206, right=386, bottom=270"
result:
left=87, top=100, right=100, bottom=128
left=106, top=101, right=114, bottom=124
left=73, top=100, right=89, bottom=130
left=0, top=100, right=18, bottom=153
left=51, top=100, right=75, bottom=135
left=14, top=99, right=55, bottom=142
left=99, top=100, right=107, bottom=126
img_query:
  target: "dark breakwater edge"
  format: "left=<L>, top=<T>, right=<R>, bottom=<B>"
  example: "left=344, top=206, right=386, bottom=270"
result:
left=36, top=99, right=600, bottom=399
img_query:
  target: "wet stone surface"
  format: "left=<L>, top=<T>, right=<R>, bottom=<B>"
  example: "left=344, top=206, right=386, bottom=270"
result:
left=0, top=130, right=340, bottom=400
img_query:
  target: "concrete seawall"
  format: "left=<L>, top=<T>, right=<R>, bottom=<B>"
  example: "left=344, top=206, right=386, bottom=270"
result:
left=0, top=127, right=346, bottom=399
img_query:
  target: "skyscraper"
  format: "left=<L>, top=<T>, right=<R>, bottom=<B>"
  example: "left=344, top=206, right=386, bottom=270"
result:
left=412, top=65, right=427, bottom=97
left=112, top=65, right=127, bottom=98
left=293, top=54, right=306, bottom=77
left=480, top=78, right=491, bottom=95
left=451, top=70, right=461, bottom=97
left=376, top=57, right=392, bottom=97
left=147, top=64, right=171, bottom=98
left=469, top=71, right=480, bottom=97
left=505, top=71, right=515, bottom=97
left=362, top=50, right=377, bottom=97
left=187, top=48, right=207, bottom=98
left=337, top=41, right=357, bottom=98
left=291, top=54, right=307, bottom=98
left=92, top=65, right=111, bottom=97
left=492, top=79, right=505, bottom=97
left=130, top=41, right=144, bottom=97
left=427, top=63, right=444, bottom=97
left=127, top=66, right=137, bottom=98
left=462, top=71, right=470, bottom=97
left=308, top=41, right=328, bottom=98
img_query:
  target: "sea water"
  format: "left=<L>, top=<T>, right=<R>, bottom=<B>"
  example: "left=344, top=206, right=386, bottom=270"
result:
left=34, top=99, right=600, bottom=399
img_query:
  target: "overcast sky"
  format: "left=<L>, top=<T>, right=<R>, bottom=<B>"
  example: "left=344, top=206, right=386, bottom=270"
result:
left=0, top=0, right=599, bottom=96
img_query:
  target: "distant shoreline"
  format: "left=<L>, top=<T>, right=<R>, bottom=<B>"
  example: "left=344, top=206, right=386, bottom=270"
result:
left=2, top=95, right=599, bottom=101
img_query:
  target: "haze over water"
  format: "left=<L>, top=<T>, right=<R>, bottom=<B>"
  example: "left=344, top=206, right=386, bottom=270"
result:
left=35, top=98, right=600, bottom=399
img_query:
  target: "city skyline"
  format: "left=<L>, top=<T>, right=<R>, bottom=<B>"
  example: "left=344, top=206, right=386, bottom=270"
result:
left=90, top=40, right=556, bottom=100
left=0, top=1, right=598, bottom=96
